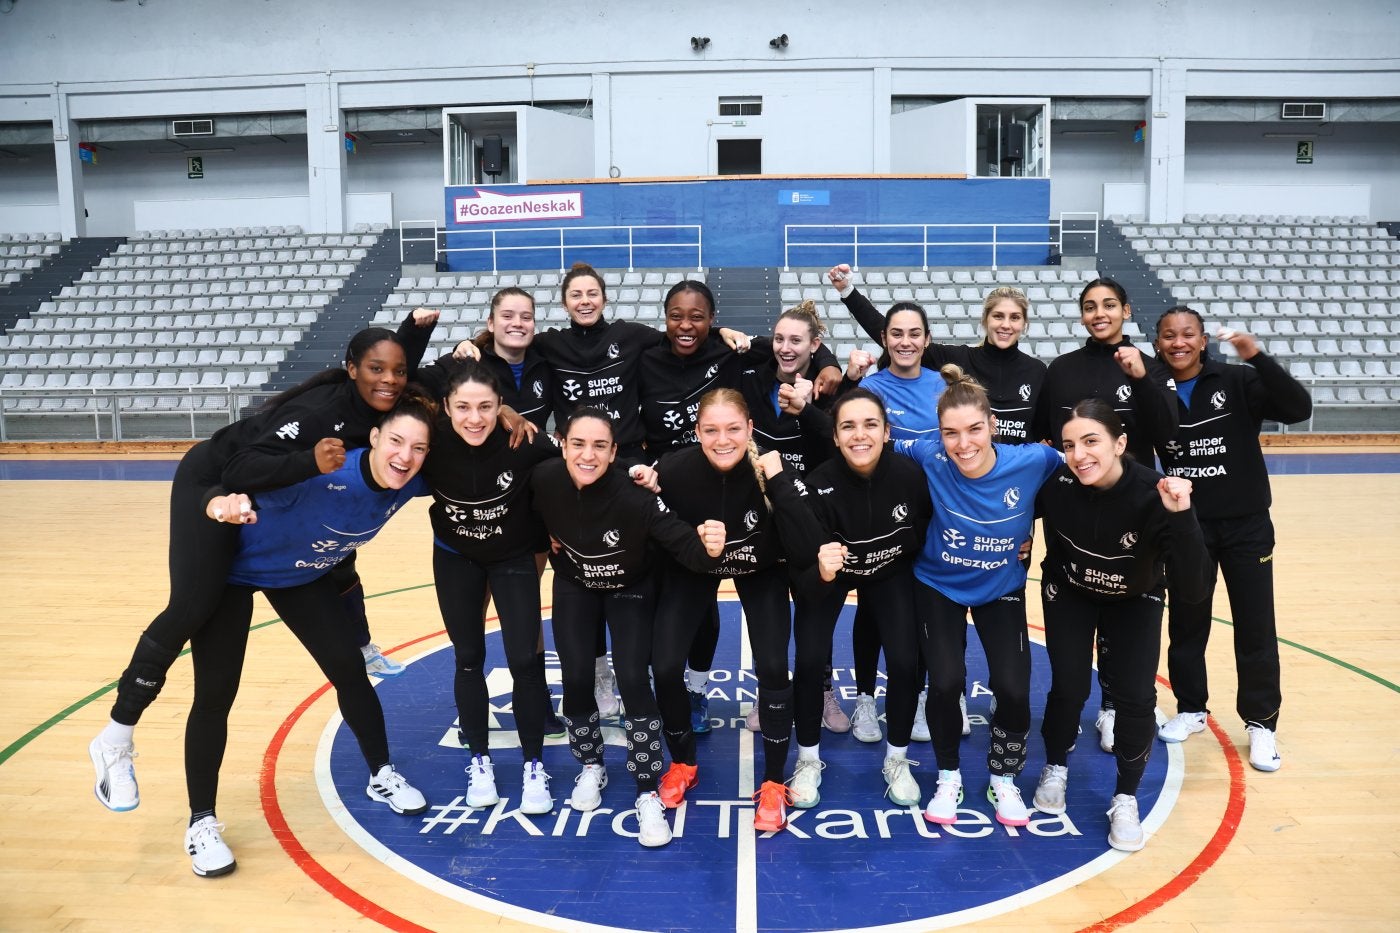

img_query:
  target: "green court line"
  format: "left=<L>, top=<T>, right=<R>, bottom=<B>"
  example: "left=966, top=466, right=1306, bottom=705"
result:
left=4, top=579, right=1394, bottom=769
left=0, top=582, right=435, bottom=768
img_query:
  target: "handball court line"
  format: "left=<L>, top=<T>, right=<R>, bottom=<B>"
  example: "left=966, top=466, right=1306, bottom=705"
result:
left=736, top=604, right=758, bottom=933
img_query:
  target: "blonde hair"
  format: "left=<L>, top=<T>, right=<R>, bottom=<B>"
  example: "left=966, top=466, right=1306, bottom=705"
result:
left=697, top=388, right=767, bottom=496
left=776, top=299, right=827, bottom=341
left=980, top=287, right=1029, bottom=348
left=936, top=363, right=993, bottom=422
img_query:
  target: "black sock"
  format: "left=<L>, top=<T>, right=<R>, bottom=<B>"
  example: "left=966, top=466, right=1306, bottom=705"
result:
left=190, top=809, right=215, bottom=826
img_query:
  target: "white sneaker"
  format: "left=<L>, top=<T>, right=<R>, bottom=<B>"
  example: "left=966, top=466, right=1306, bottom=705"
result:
left=366, top=764, right=428, bottom=815
left=789, top=757, right=825, bottom=808
left=185, top=816, right=236, bottom=877
left=1033, top=764, right=1069, bottom=815
left=960, top=693, right=971, bottom=737
left=851, top=694, right=882, bottom=743
left=1107, top=793, right=1145, bottom=851
left=1096, top=709, right=1116, bottom=753
left=361, top=643, right=405, bottom=677
left=1159, top=711, right=1207, bottom=743
left=635, top=791, right=672, bottom=847
left=520, top=760, right=553, bottom=815
left=89, top=735, right=139, bottom=812
left=569, top=763, right=608, bottom=811
left=821, top=690, right=851, bottom=733
left=911, top=691, right=931, bottom=742
left=987, top=774, right=1030, bottom=826
left=745, top=706, right=761, bottom=732
left=882, top=755, right=921, bottom=806
left=1246, top=723, right=1282, bottom=772
left=466, top=755, right=499, bottom=809
left=594, top=667, right=621, bottom=719
left=922, top=769, right=963, bottom=825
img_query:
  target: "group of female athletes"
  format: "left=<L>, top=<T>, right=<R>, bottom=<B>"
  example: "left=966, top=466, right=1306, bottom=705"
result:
left=87, top=258, right=1311, bottom=874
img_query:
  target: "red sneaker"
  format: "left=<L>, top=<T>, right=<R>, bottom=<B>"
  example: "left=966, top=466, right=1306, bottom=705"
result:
left=753, top=780, right=791, bottom=833
left=658, top=762, right=698, bottom=809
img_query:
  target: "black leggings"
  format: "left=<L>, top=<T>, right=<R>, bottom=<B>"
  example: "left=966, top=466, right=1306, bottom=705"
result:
left=433, top=547, right=550, bottom=761
left=916, top=582, right=1031, bottom=776
left=185, top=575, right=394, bottom=815
left=552, top=573, right=663, bottom=793
left=795, top=573, right=918, bottom=748
left=1040, top=581, right=1162, bottom=797
left=654, top=564, right=793, bottom=783
left=1166, top=511, right=1281, bottom=729
left=112, top=440, right=238, bottom=726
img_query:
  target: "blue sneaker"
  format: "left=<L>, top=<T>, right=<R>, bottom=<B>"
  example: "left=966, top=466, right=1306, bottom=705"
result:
left=361, top=643, right=404, bottom=677
left=689, top=689, right=711, bottom=734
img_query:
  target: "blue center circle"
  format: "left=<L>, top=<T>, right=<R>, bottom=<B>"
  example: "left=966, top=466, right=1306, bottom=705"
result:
left=319, top=597, right=1177, bottom=931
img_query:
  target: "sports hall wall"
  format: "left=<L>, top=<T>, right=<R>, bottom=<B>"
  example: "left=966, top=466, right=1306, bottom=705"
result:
left=0, top=0, right=1396, bottom=236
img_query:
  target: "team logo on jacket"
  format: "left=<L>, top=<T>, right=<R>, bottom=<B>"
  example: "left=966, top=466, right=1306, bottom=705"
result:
left=445, top=504, right=467, bottom=522
left=1045, top=582, right=1058, bottom=601
left=705, top=362, right=721, bottom=379
left=1120, top=531, right=1138, bottom=550
left=744, top=510, right=759, bottom=531
left=942, top=528, right=965, bottom=549
left=496, top=470, right=514, bottom=490
left=311, top=539, right=339, bottom=552
left=603, top=529, right=621, bottom=548
left=1019, top=383, right=1031, bottom=401
left=663, top=409, right=685, bottom=430
left=1003, top=487, right=1021, bottom=509
left=607, top=342, right=620, bottom=360
left=276, top=421, right=301, bottom=440
left=892, top=503, right=908, bottom=522
left=1210, top=390, right=1227, bottom=410
left=1116, top=385, right=1132, bottom=403
left=562, top=379, right=582, bottom=402
left=334, top=422, right=345, bottom=432
left=532, top=380, right=544, bottom=398
left=1165, top=440, right=1184, bottom=458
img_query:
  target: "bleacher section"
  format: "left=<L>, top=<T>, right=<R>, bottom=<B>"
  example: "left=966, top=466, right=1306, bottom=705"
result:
left=2, top=214, right=1397, bottom=440
left=1116, top=216, right=1400, bottom=413
left=0, top=233, right=61, bottom=286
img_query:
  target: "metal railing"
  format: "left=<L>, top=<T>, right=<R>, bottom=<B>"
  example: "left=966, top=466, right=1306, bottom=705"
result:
left=783, top=213, right=1100, bottom=271
left=404, top=221, right=704, bottom=273
left=0, top=387, right=272, bottom=442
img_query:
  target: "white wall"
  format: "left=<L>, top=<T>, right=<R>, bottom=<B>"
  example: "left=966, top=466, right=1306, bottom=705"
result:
left=891, top=102, right=971, bottom=175
left=1050, top=127, right=1147, bottom=216
left=345, top=142, right=442, bottom=224
left=1186, top=122, right=1400, bottom=218
left=522, top=107, right=594, bottom=182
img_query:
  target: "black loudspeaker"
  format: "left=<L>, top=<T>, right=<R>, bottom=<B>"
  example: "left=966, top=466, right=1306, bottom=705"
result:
left=1003, top=123, right=1027, bottom=161
left=482, top=135, right=504, bottom=175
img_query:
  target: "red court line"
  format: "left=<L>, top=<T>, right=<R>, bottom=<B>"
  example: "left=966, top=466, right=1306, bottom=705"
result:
left=260, top=628, right=452, bottom=933
left=264, top=613, right=1244, bottom=932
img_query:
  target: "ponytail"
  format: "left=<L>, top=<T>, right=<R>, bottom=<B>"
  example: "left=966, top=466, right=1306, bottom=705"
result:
left=935, top=363, right=993, bottom=423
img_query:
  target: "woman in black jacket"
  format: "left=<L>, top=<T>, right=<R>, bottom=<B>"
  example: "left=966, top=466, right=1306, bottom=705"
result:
left=1150, top=307, right=1312, bottom=772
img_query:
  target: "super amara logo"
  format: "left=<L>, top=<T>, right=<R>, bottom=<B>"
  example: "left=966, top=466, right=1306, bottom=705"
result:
left=414, top=797, right=1084, bottom=842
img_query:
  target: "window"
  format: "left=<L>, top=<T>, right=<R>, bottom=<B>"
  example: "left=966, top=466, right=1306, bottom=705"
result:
left=718, top=96, right=762, bottom=116
left=717, top=139, right=762, bottom=175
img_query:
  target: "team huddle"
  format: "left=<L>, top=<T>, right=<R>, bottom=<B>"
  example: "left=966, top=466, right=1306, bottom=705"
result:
left=86, top=261, right=1312, bottom=876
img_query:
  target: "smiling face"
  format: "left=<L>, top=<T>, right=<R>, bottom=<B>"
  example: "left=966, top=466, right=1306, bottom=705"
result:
left=368, top=414, right=430, bottom=489
left=1061, top=415, right=1127, bottom=489
left=697, top=401, right=753, bottom=473
left=487, top=294, right=536, bottom=360
left=665, top=288, right=714, bottom=357
left=1154, top=311, right=1209, bottom=381
left=772, top=316, right=818, bottom=381
left=447, top=379, right=499, bottom=447
left=983, top=298, right=1028, bottom=350
left=939, top=403, right=996, bottom=479
left=347, top=340, right=408, bottom=412
left=563, top=415, right=616, bottom=488
left=834, top=397, right=889, bottom=477
left=882, top=309, right=930, bottom=377
left=563, top=274, right=606, bottom=328
left=1080, top=285, right=1129, bottom=345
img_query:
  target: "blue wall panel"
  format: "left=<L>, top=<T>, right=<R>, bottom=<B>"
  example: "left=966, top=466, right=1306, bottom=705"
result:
left=442, top=178, right=1050, bottom=271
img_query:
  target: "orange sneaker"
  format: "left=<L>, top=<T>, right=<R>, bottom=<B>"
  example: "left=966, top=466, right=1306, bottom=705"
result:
left=658, top=762, right=699, bottom=809
left=753, top=780, right=791, bottom=833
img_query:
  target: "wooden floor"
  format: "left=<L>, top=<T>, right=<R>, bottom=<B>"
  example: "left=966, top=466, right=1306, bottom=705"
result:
left=2, top=450, right=1399, bottom=931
